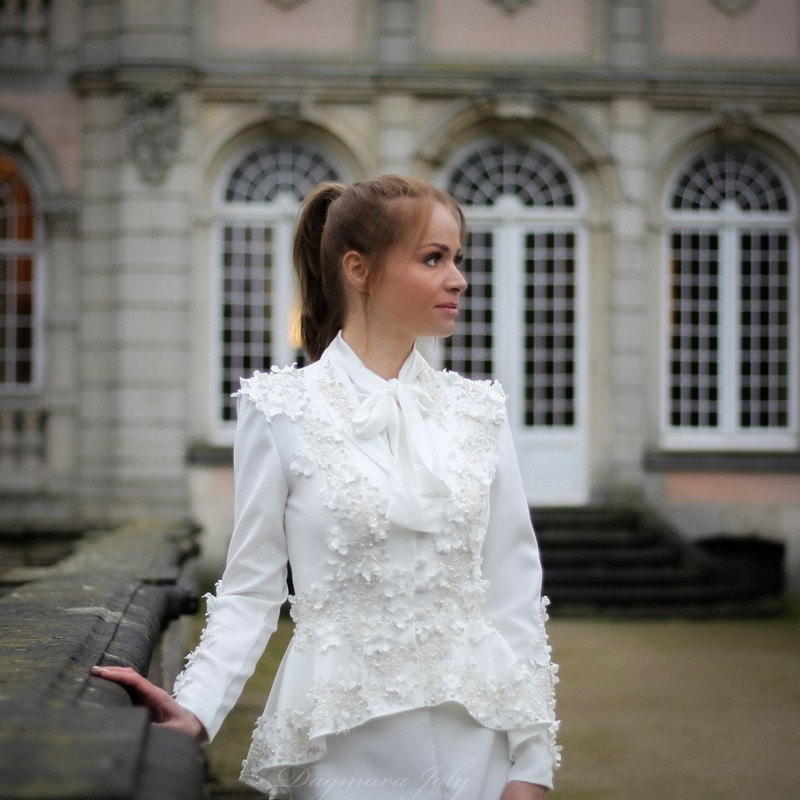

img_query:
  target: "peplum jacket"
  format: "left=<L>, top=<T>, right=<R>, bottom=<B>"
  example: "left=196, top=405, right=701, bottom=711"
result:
left=172, top=334, right=560, bottom=797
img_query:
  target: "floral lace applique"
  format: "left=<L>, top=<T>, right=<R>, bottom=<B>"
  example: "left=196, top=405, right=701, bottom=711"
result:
left=172, top=581, right=220, bottom=699
left=236, top=365, right=308, bottom=422
left=227, top=363, right=558, bottom=791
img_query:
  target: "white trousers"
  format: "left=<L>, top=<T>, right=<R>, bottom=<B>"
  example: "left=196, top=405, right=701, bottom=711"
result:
left=287, top=703, right=510, bottom=800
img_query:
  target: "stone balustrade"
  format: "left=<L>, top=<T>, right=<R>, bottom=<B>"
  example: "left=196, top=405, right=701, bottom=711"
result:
left=0, top=407, right=47, bottom=490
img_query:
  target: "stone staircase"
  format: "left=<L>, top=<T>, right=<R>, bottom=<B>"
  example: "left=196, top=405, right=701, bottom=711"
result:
left=535, top=505, right=785, bottom=618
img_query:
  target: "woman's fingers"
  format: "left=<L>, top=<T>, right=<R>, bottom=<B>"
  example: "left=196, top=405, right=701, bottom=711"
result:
left=90, top=666, right=207, bottom=740
left=91, top=666, right=165, bottom=702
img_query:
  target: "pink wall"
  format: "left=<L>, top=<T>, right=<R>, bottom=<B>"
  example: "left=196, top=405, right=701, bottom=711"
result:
left=429, top=0, right=590, bottom=59
left=661, top=0, right=799, bottom=60
left=0, top=92, right=81, bottom=193
left=213, top=0, right=361, bottom=54
left=665, top=473, right=800, bottom=504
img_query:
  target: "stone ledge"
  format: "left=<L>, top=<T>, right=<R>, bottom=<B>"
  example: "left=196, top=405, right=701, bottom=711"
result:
left=0, top=707, right=203, bottom=800
left=643, top=450, right=800, bottom=473
left=0, top=519, right=204, bottom=800
left=186, top=441, right=233, bottom=467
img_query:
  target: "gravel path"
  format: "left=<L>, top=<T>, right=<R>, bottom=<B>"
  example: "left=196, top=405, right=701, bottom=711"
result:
left=549, top=618, right=800, bottom=800
left=202, top=616, right=800, bottom=799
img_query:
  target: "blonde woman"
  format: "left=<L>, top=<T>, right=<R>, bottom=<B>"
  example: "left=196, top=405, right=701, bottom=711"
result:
left=94, top=175, right=559, bottom=800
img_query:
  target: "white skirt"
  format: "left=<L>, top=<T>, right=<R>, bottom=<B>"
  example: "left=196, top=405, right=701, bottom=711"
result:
left=284, top=703, right=511, bottom=800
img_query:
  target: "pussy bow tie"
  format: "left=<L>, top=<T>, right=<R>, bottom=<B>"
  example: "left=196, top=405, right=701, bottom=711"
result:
left=352, top=378, right=451, bottom=533
left=327, top=334, right=451, bottom=534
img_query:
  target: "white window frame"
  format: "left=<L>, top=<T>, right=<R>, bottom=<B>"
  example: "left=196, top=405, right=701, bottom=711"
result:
left=0, top=153, right=44, bottom=395
left=440, top=138, right=590, bottom=504
left=208, top=140, right=344, bottom=443
left=660, top=150, right=798, bottom=451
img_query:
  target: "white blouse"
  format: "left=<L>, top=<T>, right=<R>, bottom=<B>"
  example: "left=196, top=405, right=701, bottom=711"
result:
left=173, top=335, right=560, bottom=797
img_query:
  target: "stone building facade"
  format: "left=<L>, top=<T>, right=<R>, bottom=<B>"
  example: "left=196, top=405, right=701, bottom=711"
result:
left=1, top=0, right=799, bottom=586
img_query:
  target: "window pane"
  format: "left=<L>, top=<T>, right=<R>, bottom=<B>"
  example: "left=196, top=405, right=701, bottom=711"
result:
left=0, top=252, right=36, bottom=387
left=668, top=230, right=720, bottom=428
left=217, top=142, right=342, bottom=424
left=671, top=149, right=789, bottom=212
left=739, top=230, right=790, bottom=429
left=447, top=142, right=575, bottom=208
left=443, top=230, right=494, bottom=379
left=0, top=155, right=35, bottom=241
left=220, top=223, right=274, bottom=422
left=225, top=142, right=339, bottom=203
left=523, top=231, right=576, bottom=427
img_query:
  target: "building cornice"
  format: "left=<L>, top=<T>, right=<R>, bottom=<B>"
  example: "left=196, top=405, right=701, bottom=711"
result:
left=71, top=64, right=204, bottom=95
left=194, top=65, right=800, bottom=112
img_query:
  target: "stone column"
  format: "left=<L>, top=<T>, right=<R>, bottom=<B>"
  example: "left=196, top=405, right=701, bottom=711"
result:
left=41, top=199, right=80, bottom=512
left=608, top=96, right=650, bottom=496
left=76, top=0, right=198, bottom=518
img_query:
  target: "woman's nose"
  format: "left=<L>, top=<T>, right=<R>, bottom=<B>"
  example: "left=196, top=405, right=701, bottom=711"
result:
left=448, top=263, right=468, bottom=293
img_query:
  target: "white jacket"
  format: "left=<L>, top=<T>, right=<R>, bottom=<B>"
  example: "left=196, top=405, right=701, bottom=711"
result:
left=173, top=335, right=560, bottom=795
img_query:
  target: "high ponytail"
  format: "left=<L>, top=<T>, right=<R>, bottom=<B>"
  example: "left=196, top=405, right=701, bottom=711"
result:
left=292, top=183, right=347, bottom=362
left=292, top=174, right=467, bottom=362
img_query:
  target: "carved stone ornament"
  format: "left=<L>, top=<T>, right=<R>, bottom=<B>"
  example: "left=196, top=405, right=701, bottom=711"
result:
left=711, top=0, right=758, bottom=15
left=265, top=0, right=310, bottom=9
left=488, top=0, right=537, bottom=13
left=715, top=103, right=757, bottom=143
left=125, top=86, right=181, bottom=186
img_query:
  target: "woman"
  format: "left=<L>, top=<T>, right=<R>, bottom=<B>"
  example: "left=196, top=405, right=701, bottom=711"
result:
left=93, top=175, right=560, bottom=799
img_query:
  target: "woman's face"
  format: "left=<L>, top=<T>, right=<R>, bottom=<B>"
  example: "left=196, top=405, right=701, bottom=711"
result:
left=366, top=201, right=468, bottom=341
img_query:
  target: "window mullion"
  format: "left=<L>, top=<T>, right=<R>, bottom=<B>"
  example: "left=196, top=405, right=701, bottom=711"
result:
left=789, top=230, right=799, bottom=436
left=272, top=215, right=294, bottom=368
left=719, top=224, right=739, bottom=439
left=496, top=222, right=521, bottom=424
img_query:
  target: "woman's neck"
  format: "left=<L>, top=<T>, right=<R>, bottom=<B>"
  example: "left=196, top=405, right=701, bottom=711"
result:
left=340, top=323, right=414, bottom=380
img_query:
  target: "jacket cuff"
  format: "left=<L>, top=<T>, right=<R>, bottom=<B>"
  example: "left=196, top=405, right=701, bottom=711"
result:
left=507, top=726, right=556, bottom=790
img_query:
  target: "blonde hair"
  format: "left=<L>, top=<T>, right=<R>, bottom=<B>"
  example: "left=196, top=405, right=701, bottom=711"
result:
left=292, top=174, right=466, bottom=361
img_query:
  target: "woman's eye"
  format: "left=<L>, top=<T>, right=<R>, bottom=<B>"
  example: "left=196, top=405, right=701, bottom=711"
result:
left=424, top=253, right=441, bottom=267
left=454, top=252, right=464, bottom=267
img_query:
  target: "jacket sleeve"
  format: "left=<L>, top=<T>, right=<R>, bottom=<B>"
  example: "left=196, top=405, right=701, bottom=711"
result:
left=172, top=395, right=290, bottom=741
left=481, top=411, right=560, bottom=789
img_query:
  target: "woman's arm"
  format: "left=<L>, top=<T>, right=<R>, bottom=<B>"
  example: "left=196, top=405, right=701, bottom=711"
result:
left=95, top=395, right=291, bottom=742
left=169, top=396, right=291, bottom=740
left=481, top=413, right=560, bottom=792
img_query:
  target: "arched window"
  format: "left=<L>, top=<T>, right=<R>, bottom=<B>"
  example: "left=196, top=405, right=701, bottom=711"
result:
left=664, top=148, right=797, bottom=448
left=443, top=139, right=588, bottom=504
left=0, top=155, right=39, bottom=390
left=214, top=140, right=342, bottom=427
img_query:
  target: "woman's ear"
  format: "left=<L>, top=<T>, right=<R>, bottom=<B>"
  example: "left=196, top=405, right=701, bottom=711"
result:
left=342, top=250, right=370, bottom=294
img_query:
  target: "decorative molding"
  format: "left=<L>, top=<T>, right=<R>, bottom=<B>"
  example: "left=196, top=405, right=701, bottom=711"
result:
left=125, top=86, right=181, bottom=186
left=711, top=0, right=757, bottom=16
left=267, top=96, right=302, bottom=121
left=714, top=102, right=758, bottom=143
left=487, top=0, right=537, bottom=13
left=263, top=95, right=303, bottom=135
left=41, top=195, right=80, bottom=237
left=265, top=0, right=310, bottom=9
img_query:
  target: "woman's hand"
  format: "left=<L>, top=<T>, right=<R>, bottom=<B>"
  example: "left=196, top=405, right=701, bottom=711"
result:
left=500, top=781, right=548, bottom=800
left=91, top=666, right=207, bottom=741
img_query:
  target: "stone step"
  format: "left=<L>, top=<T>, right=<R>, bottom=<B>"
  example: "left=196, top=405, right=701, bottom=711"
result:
left=530, top=505, right=783, bottom=617
left=536, top=527, right=661, bottom=549
left=544, top=563, right=712, bottom=588
left=542, top=544, right=680, bottom=568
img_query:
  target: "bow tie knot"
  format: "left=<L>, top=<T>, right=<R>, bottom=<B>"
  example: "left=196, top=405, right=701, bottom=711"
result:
left=351, top=381, right=434, bottom=441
